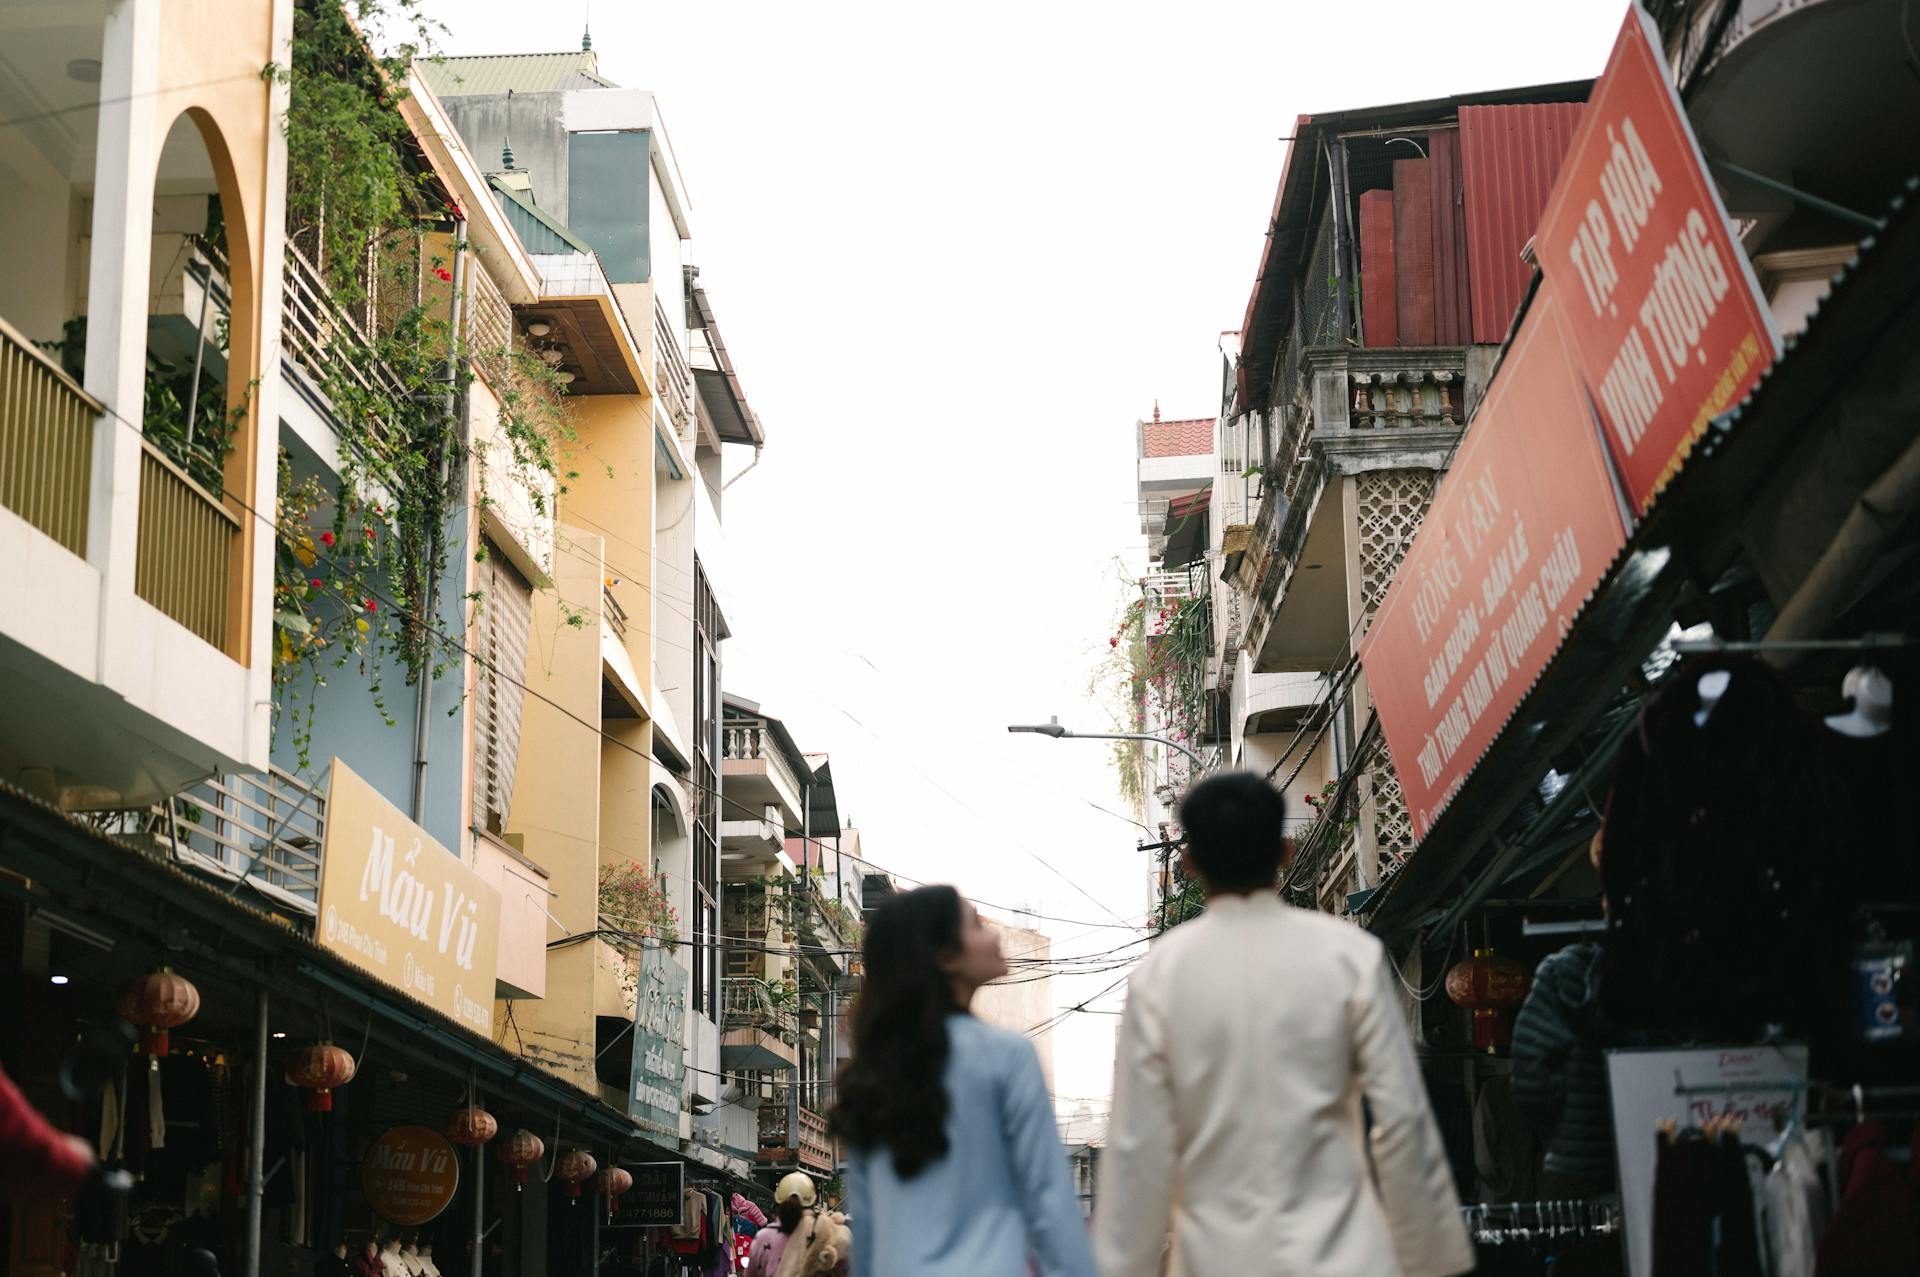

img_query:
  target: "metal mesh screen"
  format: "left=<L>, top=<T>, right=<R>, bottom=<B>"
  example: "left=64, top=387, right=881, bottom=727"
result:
left=1301, top=211, right=1343, bottom=348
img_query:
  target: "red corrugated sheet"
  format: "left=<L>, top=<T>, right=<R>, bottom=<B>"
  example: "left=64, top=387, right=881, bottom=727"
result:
left=1394, top=158, right=1437, bottom=346
left=1430, top=129, right=1471, bottom=346
left=1141, top=418, right=1214, bottom=458
left=1359, top=189, right=1397, bottom=348
left=1459, top=101, right=1587, bottom=344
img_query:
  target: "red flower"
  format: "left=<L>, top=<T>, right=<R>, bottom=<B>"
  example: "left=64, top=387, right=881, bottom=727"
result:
left=364, top=599, right=378, bottom=613
left=1109, top=637, right=1119, bottom=648
left=433, top=267, right=453, bottom=282
left=364, top=528, right=376, bottom=541
left=320, top=530, right=335, bottom=547
left=310, top=578, right=323, bottom=589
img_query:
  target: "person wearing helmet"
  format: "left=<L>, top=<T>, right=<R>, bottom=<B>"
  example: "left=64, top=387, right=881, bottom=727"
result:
left=746, top=1173, right=817, bottom=1277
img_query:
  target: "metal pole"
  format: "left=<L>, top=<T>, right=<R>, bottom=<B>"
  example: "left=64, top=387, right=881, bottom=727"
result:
left=244, top=985, right=269, bottom=1277
left=409, top=217, right=468, bottom=824
left=472, top=1140, right=484, bottom=1277
left=182, top=255, right=214, bottom=451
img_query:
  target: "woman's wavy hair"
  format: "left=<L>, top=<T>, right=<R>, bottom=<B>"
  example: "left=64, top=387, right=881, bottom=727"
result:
left=828, top=885, right=964, bottom=1179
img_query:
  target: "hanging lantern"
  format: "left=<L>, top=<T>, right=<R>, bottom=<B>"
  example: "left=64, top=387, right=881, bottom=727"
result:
left=555, top=1150, right=597, bottom=1201
left=496, top=1130, right=544, bottom=1190
left=284, top=1042, right=357, bottom=1112
left=1445, top=949, right=1532, bottom=1051
left=446, top=1105, right=498, bottom=1147
left=596, top=1166, right=632, bottom=1213
left=117, top=967, right=200, bottom=1059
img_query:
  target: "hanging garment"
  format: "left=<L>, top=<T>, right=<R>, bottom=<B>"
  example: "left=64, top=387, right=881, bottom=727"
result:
left=1600, top=657, right=1837, bottom=1043
left=1653, top=1131, right=1713, bottom=1277
left=1763, top=1128, right=1830, bottom=1277
left=1511, top=942, right=1616, bottom=1179
left=1814, top=1122, right=1919, bottom=1277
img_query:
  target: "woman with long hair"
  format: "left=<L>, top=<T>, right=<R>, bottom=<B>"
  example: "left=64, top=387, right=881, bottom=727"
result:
left=831, top=885, right=1096, bottom=1277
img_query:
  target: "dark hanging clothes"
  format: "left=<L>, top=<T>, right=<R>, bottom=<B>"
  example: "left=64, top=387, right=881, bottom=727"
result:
left=1599, top=656, right=1836, bottom=1043
left=1815, top=1121, right=1920, bottom=1277
left=1512, top=942, right=1617, bottom=1178
left=1652, top=1128, right=1764, bottom=1277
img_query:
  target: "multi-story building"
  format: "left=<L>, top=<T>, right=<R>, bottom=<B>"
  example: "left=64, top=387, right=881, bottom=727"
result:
left=1219, top=82, right=1591, bottom=915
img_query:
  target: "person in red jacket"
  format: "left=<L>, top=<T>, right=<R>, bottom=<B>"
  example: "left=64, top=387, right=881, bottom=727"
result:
left=0, top=1062, right=92, bottom=1201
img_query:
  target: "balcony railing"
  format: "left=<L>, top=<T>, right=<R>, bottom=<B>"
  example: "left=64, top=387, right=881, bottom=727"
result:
left=158, top=765, right=328, bottom=910
left=465, top=260, right=515, bottom=387
left=722, top=720, right=804, bottom=804
left=1143, top=569, right=1204, bottom=636
left=723, top=976, right=796, bottom=1039
left=135, top=439, right=241, bottom=652
left=0, top=316, right=97, bottom=557
left=604, top=582, right=628, bottom=639
left=281, top=242, right=407, bottom=459
left=654, top=298, right=693, bottom=430
left=758, top=1103, right=835, bottom=1175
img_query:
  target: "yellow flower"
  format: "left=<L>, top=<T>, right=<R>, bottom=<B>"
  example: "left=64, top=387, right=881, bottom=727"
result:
left=355, top=617, right=371, bottom=634
left=292, top=535, right=318, bottom=568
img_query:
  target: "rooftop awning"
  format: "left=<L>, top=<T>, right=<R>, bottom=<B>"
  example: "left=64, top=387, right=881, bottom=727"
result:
left=1161, top=489, right=1211, bottom=570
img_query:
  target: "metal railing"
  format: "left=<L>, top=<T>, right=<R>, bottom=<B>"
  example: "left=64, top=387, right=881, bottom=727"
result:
left=466, top=260, right=515, bottom=388
left=1143, top=569, right=1204, bottom=636
left=654, top=298, right=693, bottom=430
left=281, top=241, right=407, bottom=458
left=722, top=977, right=796, bottom=1039
left=135, top=439, right=240, bottom=652
left=160, top=764, right=329, bottom=908
left=721, top=721, right=804, bottom=803
left=0, top=315, right=97, bottom=557
left=603, top=583, right=628, bottom=639
left=758, top=1104, right=835, bottom=1174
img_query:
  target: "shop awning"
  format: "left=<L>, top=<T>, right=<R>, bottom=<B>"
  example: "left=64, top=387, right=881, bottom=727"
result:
left=1161, top=489, right=1211, bottom=570
left=1361, top=178, right=1920, bottom=941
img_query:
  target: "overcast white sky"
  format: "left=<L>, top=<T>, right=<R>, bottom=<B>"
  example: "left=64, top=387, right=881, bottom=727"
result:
left=427, top=0, right=1629, bottom=1115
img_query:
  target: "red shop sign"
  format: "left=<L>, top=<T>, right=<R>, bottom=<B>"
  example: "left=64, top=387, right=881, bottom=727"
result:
left=1361, top=293, right=1627, bottom=837
left=1532, top=4, right=1778, bottom=515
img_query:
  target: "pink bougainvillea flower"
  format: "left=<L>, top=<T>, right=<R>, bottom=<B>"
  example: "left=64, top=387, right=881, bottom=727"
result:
left=320, top=530, right=335, bottom=547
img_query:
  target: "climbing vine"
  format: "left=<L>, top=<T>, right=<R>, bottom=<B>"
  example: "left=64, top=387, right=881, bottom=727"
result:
left=265, top=0, right=577, bottom=769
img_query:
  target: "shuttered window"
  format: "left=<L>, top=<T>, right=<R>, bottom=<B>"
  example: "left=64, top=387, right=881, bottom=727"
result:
left=473, top=542, right=533, bottom=834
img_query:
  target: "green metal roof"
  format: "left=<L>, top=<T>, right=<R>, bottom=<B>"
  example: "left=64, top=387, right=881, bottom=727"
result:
left=486, top=177, right=593, bottom=256
left=417, top=51, right=616, bottom=98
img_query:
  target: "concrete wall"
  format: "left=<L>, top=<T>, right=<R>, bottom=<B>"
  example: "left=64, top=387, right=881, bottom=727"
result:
left=441, top=92, right=571, bottom=216
left=974, top=923, right=1054, bottom=1094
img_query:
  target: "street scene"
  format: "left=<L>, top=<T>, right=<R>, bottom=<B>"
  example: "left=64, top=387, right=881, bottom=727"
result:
left=0, top=0, right=1916, bottom=1273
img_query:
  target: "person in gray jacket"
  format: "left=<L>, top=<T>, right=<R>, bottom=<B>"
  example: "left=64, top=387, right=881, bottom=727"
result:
left=1510, top=940, right=1618, bottom=1194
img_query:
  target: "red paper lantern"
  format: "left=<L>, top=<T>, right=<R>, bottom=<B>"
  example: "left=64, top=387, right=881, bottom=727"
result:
left=1446, top=949, right=1532, bottom=1051
left=556, top=1150, right=597, bottom=1200
left=496, top=1129, right=544, bottom=1190
left=447, top=1106, right=498, bottom=1147
left=597, top=1166, right=633, bottom=1213
left=284, top=1042, right=357, bottom=1112
left=117, top=968, right=200, bottom=1059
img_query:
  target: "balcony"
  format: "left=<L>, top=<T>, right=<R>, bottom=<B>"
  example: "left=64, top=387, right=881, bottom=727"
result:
left=0, top=317, right=98, bottom=558
left=758, top=1102, right=836, bottom=1177
left=135, top=439, right=242, bottom=653
left=655, top=297, right=693, bottom=432
left=280, top=241, right=408, bottom=462
left=152, top=765, right=329, bottom=914
left=603, top=581, right=629, bottom=640
left=721, top=976, right=798, bottom=1072
left=721, top=719, right=804, bottom=827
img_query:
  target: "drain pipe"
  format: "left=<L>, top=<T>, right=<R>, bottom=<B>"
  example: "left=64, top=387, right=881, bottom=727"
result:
left=410, top=216, right=469, bottom=824
left=243, top=986, right=269, bottom=1277
left=721, top=444, right=764, bottom=492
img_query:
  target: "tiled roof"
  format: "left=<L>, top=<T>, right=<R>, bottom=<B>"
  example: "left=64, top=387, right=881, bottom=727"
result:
left=1141, top=417, right=1214, bottom=458
left=418, top=51, right=617, bottom=98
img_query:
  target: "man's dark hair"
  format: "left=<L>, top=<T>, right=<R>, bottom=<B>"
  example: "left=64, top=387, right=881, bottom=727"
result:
left=1179, top=771, right=1290, bottom=894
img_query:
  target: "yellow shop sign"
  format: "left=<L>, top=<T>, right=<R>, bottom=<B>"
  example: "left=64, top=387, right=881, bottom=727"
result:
left=318, top=759, right=500, bottom=1034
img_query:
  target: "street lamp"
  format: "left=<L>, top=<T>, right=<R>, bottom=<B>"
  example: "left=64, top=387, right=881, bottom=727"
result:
left=1007, top=716, right=1207, bottom=768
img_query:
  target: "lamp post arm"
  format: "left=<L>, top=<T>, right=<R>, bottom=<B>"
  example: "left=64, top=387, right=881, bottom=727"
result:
left=1058, top=729, right=1207, bottom=768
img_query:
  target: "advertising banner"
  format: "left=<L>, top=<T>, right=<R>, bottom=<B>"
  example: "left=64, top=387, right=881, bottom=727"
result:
left=627, top=941, right=688, bottom=1135
left=317, top=759, right=501, bottom=1035
left=605, top=1162, right=685, bottom=1229
left=1360, top=295, right=1627, bottom=836
left=1532, top=5, right=1777, bottom=514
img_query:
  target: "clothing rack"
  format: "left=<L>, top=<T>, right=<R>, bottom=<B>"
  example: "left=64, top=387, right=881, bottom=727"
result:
left=1669, top=633, right=1914, bottom=654
left=1460, top=1199, right=1621, bottom=1244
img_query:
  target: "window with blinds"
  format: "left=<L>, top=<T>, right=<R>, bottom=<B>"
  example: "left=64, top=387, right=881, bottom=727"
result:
left=472, top=542, right=533, bottom=835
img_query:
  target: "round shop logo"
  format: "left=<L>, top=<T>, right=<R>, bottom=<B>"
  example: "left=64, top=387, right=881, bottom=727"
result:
left=362, top=1125, right=461, bottom=1226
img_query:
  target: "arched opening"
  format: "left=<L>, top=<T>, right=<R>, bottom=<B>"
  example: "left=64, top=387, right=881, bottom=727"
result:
left=130, top=107, right=256, bottom=656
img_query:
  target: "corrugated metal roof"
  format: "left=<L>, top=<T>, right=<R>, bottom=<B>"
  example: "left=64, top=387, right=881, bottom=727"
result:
left=417, top=51, right=616, bottom=98
left=1142, top=418, right=1214, bottom=457
left=486, top=176, right=592, bottom=255
left=1459, top=101, right=1586, bottom=344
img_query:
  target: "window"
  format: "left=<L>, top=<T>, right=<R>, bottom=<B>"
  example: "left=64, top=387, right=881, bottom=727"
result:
left=690, top=555, right=722, bottom=1021
left=472, top=541, right=533, bottom=835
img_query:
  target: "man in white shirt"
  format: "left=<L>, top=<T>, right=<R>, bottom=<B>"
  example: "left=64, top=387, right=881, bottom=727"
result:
left=1093, top=772, right=1474, bottom=1277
